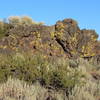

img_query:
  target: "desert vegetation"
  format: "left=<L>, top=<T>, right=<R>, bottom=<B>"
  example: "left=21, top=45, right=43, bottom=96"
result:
left=0, top=16, right=99, bottom=100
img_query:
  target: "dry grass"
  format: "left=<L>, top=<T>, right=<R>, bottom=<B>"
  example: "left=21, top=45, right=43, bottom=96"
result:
left=0, top=77, right=66, bottom=100
left=0, top=78, right=47, bottom=100
left=68, top=80, right=100, bottom=100
left=0, top=77, right=99, bottom=100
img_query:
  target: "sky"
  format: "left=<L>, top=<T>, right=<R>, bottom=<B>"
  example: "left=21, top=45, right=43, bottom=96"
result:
left=0, top=0, right=100, bottom=39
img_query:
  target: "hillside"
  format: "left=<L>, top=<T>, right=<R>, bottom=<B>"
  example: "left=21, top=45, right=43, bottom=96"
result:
left=0, top=16, right=100, bottom=100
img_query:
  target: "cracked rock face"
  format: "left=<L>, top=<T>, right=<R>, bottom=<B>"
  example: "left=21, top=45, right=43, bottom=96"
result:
left=55, top=19, right=99, bottom=59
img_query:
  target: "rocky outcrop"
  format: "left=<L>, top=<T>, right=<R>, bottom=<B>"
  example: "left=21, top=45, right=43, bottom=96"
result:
left=54, top=19, right=99, bottom=58
left=0, top=18, right=100, bottom=62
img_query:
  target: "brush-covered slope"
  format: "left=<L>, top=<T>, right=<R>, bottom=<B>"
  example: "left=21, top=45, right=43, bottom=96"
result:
left=0, top=16, right=100, bottom=100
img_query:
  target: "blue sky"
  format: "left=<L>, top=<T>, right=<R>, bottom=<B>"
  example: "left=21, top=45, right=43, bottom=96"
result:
left=0, top=0, right=100, bottom=39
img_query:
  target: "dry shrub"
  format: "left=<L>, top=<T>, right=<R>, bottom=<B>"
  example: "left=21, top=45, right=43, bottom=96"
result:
left=68, top=80, right=100, bottom=100
left=0, top=78, right=99, bottom=100
left=0, top=78, right=65, bottom=100
left=0, top=78, right=47, bottom=100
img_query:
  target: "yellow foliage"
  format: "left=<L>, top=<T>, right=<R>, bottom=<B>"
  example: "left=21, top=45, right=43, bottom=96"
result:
left=50, top=32, right=55, bottom=39
left=0, top=45, right=7, bottom=49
